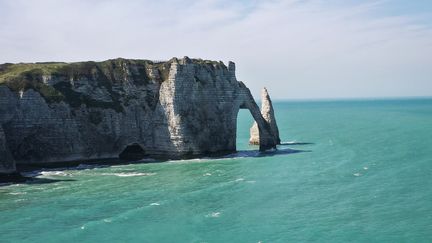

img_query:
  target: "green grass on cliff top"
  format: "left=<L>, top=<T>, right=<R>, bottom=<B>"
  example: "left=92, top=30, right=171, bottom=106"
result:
left=0, top=58, right=225, bottom=83
left=0, top=62, right=68, bottom=83
left=0, top=58, right=226, bottom=111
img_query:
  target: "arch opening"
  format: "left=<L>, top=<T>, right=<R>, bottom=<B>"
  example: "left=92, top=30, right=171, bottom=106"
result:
left=119, top=143, right=146, bottom=160
left=237, top=97, right=278, bottom=151
left=236, top=109, right=257, bottom=151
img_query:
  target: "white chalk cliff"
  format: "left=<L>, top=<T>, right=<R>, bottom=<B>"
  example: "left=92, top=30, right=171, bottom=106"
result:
left=0, top=57, right=280, bottom=175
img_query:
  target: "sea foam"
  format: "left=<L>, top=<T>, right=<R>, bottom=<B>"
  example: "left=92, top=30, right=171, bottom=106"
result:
left=102, top=172, right=156, bottom=177
left=206, top=212, right=221, bottom=218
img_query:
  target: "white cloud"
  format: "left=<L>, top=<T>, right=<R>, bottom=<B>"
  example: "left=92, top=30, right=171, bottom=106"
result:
left=0, top=0, right=431, bottom=98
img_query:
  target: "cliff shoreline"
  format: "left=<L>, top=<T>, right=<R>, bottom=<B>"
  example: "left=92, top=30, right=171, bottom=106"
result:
left=0, top=57, right=280, bottom=180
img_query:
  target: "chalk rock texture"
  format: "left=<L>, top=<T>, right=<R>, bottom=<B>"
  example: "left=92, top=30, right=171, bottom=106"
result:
left=0, top=57, right=279, bottom=170
left=249, top=87, right=281, bottom=145
left=0, top=125, right=16, bottom=174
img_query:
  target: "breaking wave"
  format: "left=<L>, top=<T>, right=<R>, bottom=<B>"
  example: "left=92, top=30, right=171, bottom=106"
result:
left=101, top=172, right=156, bottom=177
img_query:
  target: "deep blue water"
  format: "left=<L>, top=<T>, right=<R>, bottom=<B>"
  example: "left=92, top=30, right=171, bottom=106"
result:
left=1, top=99, right=432, bottom=242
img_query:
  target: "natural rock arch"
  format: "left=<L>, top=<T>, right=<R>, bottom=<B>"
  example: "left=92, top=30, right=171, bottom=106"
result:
left=237, top=83, right=279, bottom=151
left=0, top=57, right=282, bottom=178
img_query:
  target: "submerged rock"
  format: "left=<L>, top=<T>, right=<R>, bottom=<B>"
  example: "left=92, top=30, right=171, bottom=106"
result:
left=0, top=57, right=280, bottom=168
left=249, top=87, right=281, bottom=145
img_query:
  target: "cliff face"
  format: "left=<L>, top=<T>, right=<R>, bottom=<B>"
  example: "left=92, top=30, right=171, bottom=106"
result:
left=0, top=57, right=279, bottom=173
left=0, top=125, right=15, bottom=174
left=250, top=88, right=281, bottom=145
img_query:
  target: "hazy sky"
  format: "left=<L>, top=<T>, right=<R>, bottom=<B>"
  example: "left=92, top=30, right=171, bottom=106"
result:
left=1, top=0, right=431, bottom=99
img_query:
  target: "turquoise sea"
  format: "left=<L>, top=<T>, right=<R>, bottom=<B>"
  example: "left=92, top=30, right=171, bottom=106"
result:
left=1, top=99, right=432, bottom=242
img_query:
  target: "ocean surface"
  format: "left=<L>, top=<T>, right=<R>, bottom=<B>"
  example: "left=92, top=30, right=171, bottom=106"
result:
left=1, top=99, right=432, bottom=242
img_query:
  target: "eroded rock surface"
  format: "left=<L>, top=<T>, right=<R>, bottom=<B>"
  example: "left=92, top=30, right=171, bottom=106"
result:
left=250, top=87, right=281, bottom=145
left=0, top=125, right=16, bottom=174
left=0, top=57, right=279, bottom=171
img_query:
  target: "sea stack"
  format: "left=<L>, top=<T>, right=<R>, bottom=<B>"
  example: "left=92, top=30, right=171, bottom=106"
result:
left=0, top=57, right=279, bottom=171
left=250, top=87, right=281, bottom=145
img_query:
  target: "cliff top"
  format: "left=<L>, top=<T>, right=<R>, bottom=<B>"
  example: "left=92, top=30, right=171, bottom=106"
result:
left=0, top=57, right=233, bottom=112
left=0, top=57, right=227, bottom=84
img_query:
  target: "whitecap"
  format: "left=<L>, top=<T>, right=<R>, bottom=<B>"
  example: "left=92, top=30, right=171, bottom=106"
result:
left=8, top=192, right=27, bottom=195
left=102, top=172, right=156, bottom=177
left=80, top=225, right=85, bottom=230
left=363, top=166, right=368, bottom=170
left=116, top=172, right=156, bottom=177
left=203, top=173, right=212, bottom=176
left=206, top=212, right=221, bottom=218
left=40, top=171, right=69, bottom=177
left=150, top=202, right=160, bottom=206
left=353, top=173, right=361, bottom=177
left=235, top=178, right=245, bottom=182
left=281, top=140, right=297, bottom=145
left=103, top=219, right=112, bottom=223
left=111, top=165, right=125, bottom=168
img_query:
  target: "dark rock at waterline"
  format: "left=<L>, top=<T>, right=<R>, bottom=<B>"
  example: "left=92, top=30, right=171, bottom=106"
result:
left=0, top=172, right=26, bottom=183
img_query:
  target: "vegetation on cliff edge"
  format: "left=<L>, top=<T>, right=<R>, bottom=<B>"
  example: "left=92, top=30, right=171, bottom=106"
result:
left=0, top=58, right=228, bottom=112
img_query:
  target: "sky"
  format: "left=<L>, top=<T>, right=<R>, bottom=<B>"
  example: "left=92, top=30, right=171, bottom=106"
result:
left=0, top=0, right=431, bottom=99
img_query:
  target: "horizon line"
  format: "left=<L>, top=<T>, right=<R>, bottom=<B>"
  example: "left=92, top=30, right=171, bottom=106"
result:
left=269, top=95, right=432, bottom=102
